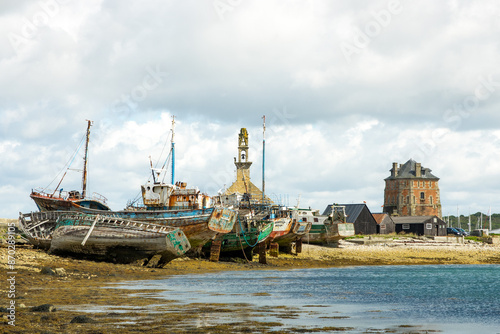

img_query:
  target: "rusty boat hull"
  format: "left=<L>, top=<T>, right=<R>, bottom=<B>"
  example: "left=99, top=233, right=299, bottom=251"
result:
left=273, top=220, right=312, bottom=251
left=205, top=219, right=274, bottom=259
left=268, top=217, right=293, bottom=242
left=30, top=191, right=111, bottom=212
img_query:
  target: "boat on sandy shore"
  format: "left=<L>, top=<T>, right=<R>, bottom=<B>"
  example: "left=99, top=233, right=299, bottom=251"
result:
left=48, top=213, right=190, bottom=266
left=272, top=218, right=312, bottom=253
left=18, top=211, right=61, bottom=250
left=26, top=118, right=238, bottom=256
left=30, top=120, right=111, bottom=213
left=267, top=206, right=293, bottom=243
left=206, top=218, right=274, bottom=260
left=81, top=178, right=237, bottom=255
left=296, top=205, right=355, bottom=245
left=20, top=202, right=237, bottom=257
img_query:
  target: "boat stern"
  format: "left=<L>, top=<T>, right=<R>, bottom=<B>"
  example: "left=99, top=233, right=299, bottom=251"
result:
left=207, top=207, right=237, bottom=233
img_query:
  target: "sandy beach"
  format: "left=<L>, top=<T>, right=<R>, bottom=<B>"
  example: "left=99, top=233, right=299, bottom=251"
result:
left=1, top=234, right=500, bottom=333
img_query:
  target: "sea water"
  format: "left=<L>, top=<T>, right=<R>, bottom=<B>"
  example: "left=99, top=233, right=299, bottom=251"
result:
left=117, top=265, right=500, bottom=333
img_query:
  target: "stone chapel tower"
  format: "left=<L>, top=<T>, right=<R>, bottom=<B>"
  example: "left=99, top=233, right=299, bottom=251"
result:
left=224, top=128, right=270, bottom=203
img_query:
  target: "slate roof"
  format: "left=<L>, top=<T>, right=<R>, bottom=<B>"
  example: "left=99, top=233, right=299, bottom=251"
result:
left=385, top=159, right=439, bottom=180
left=323, top=203, right=370, bottom=224
left=391, top=216, right=442, bottom=224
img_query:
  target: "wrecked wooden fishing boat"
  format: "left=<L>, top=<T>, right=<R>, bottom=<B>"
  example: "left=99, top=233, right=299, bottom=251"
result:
left=267, top=206, right=293, bottom=243
left=18, top=211, right=61, bottom=250
left=30, top=120, right=111, bottom=212
left=272, top=217, right=312, bottom=253
left=75, top=178, right=238, bottom=255
left=30, top=190, right=110, bottom=212
left=205, top=216, right=274, bottom=260
left=298, top=205, right=355, bottom=245
left=48, top=213, right=190, bottom=266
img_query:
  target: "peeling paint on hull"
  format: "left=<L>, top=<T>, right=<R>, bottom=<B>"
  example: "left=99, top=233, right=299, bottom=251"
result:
left=50, top=224, right=189, bottom=265
left=19, top=206, right=237, bottom=256
left=303, top=222, right=355, bottom=245
left=273, top=221, right=312, bottom=249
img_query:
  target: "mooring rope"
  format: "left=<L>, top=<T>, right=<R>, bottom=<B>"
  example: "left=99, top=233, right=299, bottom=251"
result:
left=238, top=216, right=262, bottom=248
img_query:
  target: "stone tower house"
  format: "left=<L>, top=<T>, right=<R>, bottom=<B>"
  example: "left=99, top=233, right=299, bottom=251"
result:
left=224, top=128, right=270, bottom=203
left=383, top=159, right=442, bottom=218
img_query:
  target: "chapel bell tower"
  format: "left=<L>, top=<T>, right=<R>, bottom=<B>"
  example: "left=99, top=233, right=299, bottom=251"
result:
left=234, top=128, right=252, bottom=183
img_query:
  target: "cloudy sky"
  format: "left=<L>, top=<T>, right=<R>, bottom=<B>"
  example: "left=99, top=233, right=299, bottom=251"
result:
left=1, top=0, right=500, bottom=219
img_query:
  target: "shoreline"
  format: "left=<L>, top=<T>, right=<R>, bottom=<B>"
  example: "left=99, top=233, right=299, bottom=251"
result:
left=1, top=239, right=499, bottom=333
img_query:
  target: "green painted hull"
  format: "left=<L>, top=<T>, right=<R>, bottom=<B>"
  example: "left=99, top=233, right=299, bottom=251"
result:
left=303, top=222, right=355, bottom=245
left=205, top=220, right=274, bottom=256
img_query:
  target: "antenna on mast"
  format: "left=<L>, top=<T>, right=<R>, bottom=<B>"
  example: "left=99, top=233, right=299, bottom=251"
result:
left=149, top=156, right=157, bottom=183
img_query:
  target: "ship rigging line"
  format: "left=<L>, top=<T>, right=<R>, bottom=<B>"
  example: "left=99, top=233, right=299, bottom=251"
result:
left=154, top=131, right=172, bottom=171
left=43, top=134, right=86, bottom=194
left=128, top=131, right=174, bottom=207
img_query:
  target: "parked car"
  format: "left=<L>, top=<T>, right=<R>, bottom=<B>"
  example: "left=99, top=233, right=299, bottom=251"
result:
left=455, top=228, right=470, bottom=236
left=447, top=227, right=462, bottom=236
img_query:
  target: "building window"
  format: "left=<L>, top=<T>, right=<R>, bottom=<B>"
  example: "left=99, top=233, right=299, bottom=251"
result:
left=430, top=196, right=433, bottom=205
left=420, top=192, right=425, bottom=201
left=402, top=224, right=410, bottom=230
left=426, top=223, right=432, bottom=229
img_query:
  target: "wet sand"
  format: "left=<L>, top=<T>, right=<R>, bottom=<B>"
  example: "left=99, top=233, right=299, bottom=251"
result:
left=1, top=237, right=500, bottom=333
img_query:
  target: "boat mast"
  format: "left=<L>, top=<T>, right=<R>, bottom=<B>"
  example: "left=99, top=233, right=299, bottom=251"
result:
left=262, top=115, right=266, bottom=204
left=81, top=120, right=93, bottom=198
left=468, top=208, right=471, bottom=233
left=489, top=206, right=492, bottom=231
left=171, top=115, right=175, bottom=185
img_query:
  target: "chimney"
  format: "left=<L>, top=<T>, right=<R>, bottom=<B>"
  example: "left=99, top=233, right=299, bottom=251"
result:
left=391, top=162, right=399, bottom=177
left=415, top=162, right=421, bottom=177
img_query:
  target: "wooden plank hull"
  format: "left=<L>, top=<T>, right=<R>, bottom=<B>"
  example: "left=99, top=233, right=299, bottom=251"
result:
left=206, top=220, right=274, bottom=257
left=268, top=218, right=293, bottom=242
left=49, top=214, right=190, bottom=266
left=30, top=192, right=111, bottom=212
left=274, top=221, right=312, bottom=249
left=18, top=211, right=60, bottom=250
left=19, top=206, right=237, bottom=255
left=303, top=222, right=355, bottom=245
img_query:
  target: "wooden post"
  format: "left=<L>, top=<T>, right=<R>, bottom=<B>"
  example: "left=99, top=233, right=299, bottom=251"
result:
left=269, top=243, right=279, bottom=257
left=295, top=239, right=303, bottom=254
left=258, top=242, right=267, bottom=264
left=209, top=240, right=222, bottom=262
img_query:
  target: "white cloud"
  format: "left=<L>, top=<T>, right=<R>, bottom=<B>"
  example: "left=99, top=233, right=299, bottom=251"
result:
left=1, top=0, right=500, bottom=218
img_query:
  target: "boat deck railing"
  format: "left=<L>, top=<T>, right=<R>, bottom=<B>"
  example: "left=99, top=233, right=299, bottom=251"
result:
left=31, top=189, right=108, bottom=204
left=58, top=213, right=179, bottom=235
